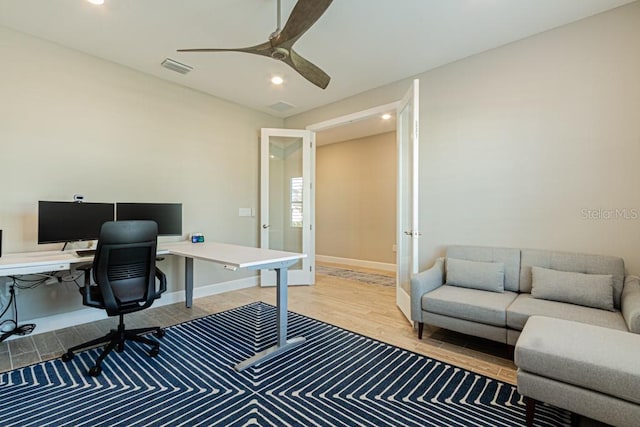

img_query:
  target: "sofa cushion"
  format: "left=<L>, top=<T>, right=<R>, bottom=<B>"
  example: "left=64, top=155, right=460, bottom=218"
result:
left=531, top=266, right=614, bottom=311
left=622, top=276, right=640, bottom=333
left=506, top=293, right=628, bottom=332
left=447, top=246, right=520, bottom=292
left=520, top=249, right=625, bottom=308
left=422, top=285, right=518, bottom=327
left=446, top=258, right=505, bottom=293
left=515, top=316, right=640, bottom=405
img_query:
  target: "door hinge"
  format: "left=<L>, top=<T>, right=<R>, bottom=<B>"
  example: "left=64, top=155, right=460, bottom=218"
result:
left=310, top=224, right=313, bottom=231
left=310, top=266, right=313, bottom=272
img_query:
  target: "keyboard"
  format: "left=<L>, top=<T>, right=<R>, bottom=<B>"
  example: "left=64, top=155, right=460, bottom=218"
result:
left=75, top=249, right=96, bottom=257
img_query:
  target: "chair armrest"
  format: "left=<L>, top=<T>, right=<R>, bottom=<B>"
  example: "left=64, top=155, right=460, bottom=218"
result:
left=410, top=257, right=445, bottom=322
left=76, top=263, right=102, bottom=307
left=622, top=275, right=640, bottom=333
left=154, top=266, right=167, bottom=298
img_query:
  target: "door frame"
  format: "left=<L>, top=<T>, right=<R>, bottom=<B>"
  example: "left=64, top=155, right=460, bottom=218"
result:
left=306, top=83, right=419, bottom=324
left=306, top=102, right=400, bottom=134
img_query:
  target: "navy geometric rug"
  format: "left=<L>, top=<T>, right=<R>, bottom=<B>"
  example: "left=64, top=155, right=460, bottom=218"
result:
left=0, top=302, right=570, bottom=426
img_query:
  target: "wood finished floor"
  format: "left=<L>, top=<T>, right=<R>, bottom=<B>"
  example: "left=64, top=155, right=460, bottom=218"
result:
left=0, top=263, right=517, bottom=385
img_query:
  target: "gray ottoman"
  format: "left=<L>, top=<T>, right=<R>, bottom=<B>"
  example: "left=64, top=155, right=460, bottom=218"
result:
left=515, top=316, right=640, bottom=427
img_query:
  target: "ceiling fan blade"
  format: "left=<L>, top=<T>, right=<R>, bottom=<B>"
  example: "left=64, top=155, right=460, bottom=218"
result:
left=283, top=49, right=330, bottom=89
left=177, top=1, right=333, bottom=89
left=178, top=41, right=272, bottom=58
left=273, top=0, right=333, bottom=48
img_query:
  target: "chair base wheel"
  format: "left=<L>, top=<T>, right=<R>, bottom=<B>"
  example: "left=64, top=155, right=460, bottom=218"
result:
left=154, top=329, right=165, bottom=338
left=149, top=347, right=159, bottom=357
left=88, top=366, right=102, bottom=377
left=61, top=351, right=74, bottom=362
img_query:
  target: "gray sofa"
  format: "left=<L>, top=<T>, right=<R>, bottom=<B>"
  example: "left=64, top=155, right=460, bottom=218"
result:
left=411, top=245, right=640, bottom=345
left=515, top=316, right=640, bottom=427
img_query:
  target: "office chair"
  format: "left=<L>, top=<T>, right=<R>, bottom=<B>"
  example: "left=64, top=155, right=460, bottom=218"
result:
left=61, top=220, right=167, bottom=376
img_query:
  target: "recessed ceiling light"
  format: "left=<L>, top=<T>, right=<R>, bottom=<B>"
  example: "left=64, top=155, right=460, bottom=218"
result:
left=87, top=0, right=105, bottom=4
left=271, top=76, right=284, bottom=85
left=381, top=113, right=392, bottom=120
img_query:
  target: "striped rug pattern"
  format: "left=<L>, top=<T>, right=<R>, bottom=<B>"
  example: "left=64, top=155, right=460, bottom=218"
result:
left=0, top=302, right=569, bottom=426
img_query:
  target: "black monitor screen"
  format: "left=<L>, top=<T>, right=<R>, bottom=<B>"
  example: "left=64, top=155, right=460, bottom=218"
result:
left=38, top=201, right=115, bottom=244
left=116, top=203, right=182, bottom=236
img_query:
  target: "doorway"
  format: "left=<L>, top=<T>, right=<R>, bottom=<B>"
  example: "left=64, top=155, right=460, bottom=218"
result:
left=307, top=79, right=420, bottom=323
left=314, top=121, right=397, bottom=273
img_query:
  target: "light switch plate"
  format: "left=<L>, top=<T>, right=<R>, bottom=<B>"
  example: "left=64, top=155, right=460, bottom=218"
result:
left=239, top=208, right=252, bottom=217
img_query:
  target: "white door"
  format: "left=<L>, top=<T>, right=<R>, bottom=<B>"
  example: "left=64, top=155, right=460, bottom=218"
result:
left=396, top=79, right=420, bottom=322
left=260, top=128, right=315, bottom=286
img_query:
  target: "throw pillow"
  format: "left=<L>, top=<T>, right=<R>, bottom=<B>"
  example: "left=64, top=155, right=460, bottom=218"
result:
left=446, top=258, right=505, bottom=293
left=531, top=266, right=615, bottom=311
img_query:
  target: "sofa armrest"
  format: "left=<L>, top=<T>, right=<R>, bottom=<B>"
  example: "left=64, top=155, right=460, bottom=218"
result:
left=410, top=257, right=445, bottom=322
left=621, top=275, right=640, bottom=333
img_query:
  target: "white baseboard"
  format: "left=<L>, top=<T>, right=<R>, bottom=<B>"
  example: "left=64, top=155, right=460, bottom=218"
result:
left=316, top=255, right=396, bottom=273
left=15, top=276, right=258, bottom=339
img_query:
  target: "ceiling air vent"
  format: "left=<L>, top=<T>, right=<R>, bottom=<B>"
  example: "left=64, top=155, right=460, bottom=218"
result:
left=161, top=58, right=193, bottom=75
left=269, top=101, right=295, bottom=112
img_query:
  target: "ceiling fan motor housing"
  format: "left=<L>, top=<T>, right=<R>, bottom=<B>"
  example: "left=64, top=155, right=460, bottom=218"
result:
left=271, top=47, right=289, bottom=60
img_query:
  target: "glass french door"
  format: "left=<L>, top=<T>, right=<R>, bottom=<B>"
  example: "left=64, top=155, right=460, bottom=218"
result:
left=260, top=128, right=315, bottom=286
left=397, top=79, right=420, bottom=322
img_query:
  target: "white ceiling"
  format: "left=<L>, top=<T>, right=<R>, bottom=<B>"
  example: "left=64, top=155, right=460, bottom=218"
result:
left=0, top=0, right=634, bottom=119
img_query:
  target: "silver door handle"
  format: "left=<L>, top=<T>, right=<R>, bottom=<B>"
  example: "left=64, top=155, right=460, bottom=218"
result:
left=263, top=224, right=270, bottom=229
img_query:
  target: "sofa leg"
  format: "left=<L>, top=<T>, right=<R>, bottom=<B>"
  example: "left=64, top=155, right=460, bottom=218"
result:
left=570, top=412, right=580, bottom=427
left=525, top=396, right=536, bottom=427
left=505, top=344, right=515, bottom=360
left=418, top=322, right=424, bottom=339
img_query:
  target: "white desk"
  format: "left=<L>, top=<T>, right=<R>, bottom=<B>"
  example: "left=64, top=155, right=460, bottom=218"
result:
left=161, top=241, right=306, bottom=370
left=0, top=241, right=306, bottom=371
left=0, top=248, right=172, bottom=275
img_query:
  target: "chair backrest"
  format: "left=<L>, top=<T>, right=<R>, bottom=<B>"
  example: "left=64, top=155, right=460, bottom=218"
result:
left=92, top=220, right=160, bottom=316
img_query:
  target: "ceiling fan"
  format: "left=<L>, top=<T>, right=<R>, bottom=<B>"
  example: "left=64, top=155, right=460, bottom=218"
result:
left=178, top=0, right=333, bottom=89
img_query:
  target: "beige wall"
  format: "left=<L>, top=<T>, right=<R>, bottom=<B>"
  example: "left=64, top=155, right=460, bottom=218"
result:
left=0, top=26, right=282, bottom=320
left=287, top=2, right=640, bottom=275
left=316, top=132, right=396, bottom=264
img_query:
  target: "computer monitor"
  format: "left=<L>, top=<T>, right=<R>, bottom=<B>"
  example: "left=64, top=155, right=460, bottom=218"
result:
left=38, top=201, right=115, bottom=244
left=116, top=202, right=182, bottom=236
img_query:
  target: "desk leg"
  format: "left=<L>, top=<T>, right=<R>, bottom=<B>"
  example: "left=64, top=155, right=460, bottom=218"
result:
left=234, top=265, right=305, bottom=371
left=185, top=257, right=193, bottom=308
left=276, top=267, right=287, bottom=347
